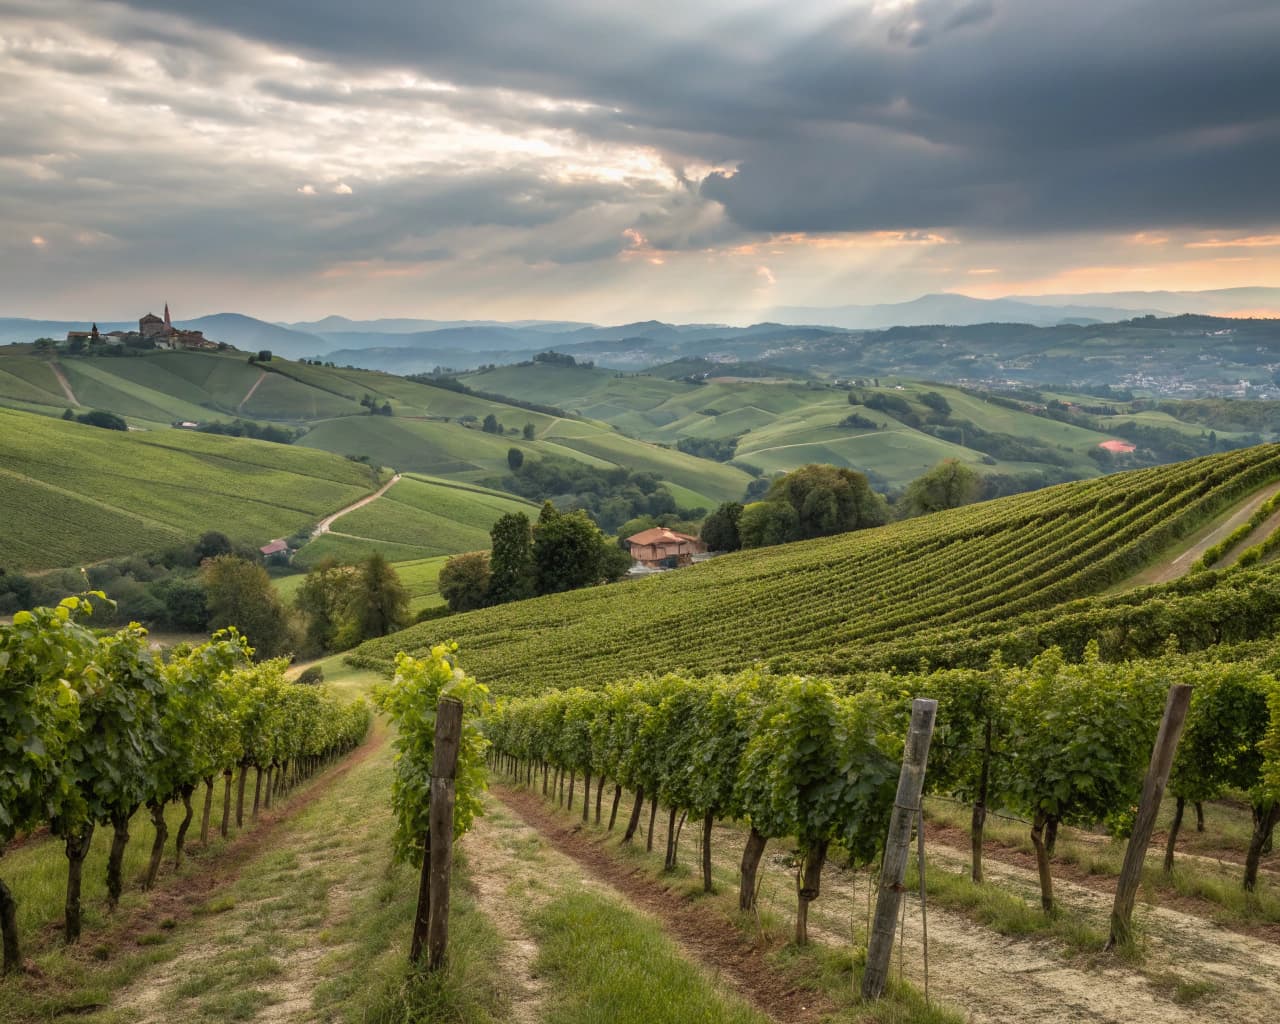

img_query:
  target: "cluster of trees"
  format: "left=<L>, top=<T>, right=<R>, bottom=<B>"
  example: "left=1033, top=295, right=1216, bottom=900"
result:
left=195, top=419, right=302, bottom=444
left=291, top=553, right=410, bottom=655
left=698, top=460, right=994, bottom=553
left=1, top=530, right=411, bottom=658
left=359, top=394, right=393, bottom=416
left=438, top=505, right=631, bottom=613
left=204, top=552, right=409, bottom=660
left=737, top=464, right=888, bottom=548
left=62, top=408, right=127, bottom=431
left=0, top=531, right=262, bottom=625
left=491, top=458, right=701, bottom=533
left=674, top=436, right=739, bottom=462
left=530, top=350, right=585, bottom=367
left=0, top=605, right=370, bottom=972
left=897, top=459, right=983, bottom=517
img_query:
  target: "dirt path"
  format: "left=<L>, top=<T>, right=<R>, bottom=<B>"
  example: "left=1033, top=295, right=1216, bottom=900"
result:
left=739, top=428, right=908, bottom=457
left=49, top=359, right=79, bottom=406
left=497, top=784, right=1280, bottom=1024
left=923, top=840, right=1280, bottom=1021
left=111, top=730, right=389, bottom=1024
left=237, top=370, right=268, bottom=413
left=1129, top=479, right=1280, bottom=586
left=494, top=785, right=834, bottom=1023
left=311, top=473, right=401, bottom=537
left=724, top=816, right=1280, bottom=1024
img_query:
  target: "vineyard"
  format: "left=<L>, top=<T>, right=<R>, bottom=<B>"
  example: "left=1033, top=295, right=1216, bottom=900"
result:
left=483, top=652, right=1280, bottom=921
left=351, top=443, right=1280, bottom=691
left=0, top=408, right=382, bottom=570
left=8, top=445, right=1280, bottom=1022
left=0, top=598, right=369, bottom=974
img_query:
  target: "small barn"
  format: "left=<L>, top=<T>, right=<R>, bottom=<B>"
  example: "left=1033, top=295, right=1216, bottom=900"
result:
left=625, top=527, right=705, bottom=569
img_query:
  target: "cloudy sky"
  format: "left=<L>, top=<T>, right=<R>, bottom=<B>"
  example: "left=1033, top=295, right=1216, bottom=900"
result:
left=2, top=0, right=1278, bottom=323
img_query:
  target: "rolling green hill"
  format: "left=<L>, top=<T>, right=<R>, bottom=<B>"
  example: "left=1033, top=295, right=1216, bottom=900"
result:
left=459, top=364, right=1125, bottom=487
left=293, top=475, right=539, bottom=570
left=349, top=444, right=1280, bottom=694
left=0, top=349, right=753, bottom=509
left=0, top=407, right=381, bottom=571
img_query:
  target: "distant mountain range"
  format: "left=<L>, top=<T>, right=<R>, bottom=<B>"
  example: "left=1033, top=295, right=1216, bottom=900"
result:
left=3, top=287, right=1277, bottom=363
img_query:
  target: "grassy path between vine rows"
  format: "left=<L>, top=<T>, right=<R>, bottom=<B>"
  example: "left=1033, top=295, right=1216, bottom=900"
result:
left=0, top=726, right=397, bottom=1024
left=494, top=778, right=1280, bottom=1024
left=492, top=783, right=957, bottom=1024
left=468, top=795, right=775, bottom=1024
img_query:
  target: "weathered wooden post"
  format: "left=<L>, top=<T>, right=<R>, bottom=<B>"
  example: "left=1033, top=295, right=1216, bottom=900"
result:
left=1108, top=683, right=1192, bottom=949
left=862, top=698, right=937, bottom=1001
left=426, top=697, right=464, bottom=971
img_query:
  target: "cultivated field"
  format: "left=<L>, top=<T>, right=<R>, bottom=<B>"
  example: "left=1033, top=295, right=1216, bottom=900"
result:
left=352, top=444, right=1280, bottom=690
left=0, top=408, right=380, bottom=570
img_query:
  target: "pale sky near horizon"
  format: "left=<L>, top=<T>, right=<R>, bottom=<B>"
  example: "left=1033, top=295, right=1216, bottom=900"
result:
left=2, top=0, right=1278, bottom=323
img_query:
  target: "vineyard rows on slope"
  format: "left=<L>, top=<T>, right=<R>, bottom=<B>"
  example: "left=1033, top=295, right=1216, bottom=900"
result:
left=351, top=444, right=1280, bottom=692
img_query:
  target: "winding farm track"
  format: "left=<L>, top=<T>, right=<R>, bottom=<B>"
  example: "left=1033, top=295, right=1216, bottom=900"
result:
left=48, top=359, right=79, bottom=406
left=1128, top=478, right=1280, bottom=587
left=311, top=473, right=401, bottom=537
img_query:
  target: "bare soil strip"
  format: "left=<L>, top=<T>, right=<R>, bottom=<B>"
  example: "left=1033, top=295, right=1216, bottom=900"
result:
left=48, top=359, right=79, bottom=406
left=493, top=784, right=833, bottom=1024
left=236, top=370, right=268, bottom=413
left=110, top=729, right=388, bottom=1023
left=312, top=473, right=402, bottom=537
left=924, top=819, right=1280, bottom=941
left=496, top=782, right=1280, bottom=1024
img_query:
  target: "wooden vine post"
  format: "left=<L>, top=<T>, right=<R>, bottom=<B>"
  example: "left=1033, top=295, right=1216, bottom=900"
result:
left=426, top=697, right=463, bottom=971
left=1108, top=683, right=1192, bottom=949
left=862, top=698, right=937, bottom=1002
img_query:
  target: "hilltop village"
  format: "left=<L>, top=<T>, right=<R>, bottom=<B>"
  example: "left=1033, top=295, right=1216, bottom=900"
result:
left=61, top=304, right=220, bottom=352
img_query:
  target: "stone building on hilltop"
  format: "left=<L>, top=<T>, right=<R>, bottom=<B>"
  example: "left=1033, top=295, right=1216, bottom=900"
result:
left=64, top=303, right=218, bottom=351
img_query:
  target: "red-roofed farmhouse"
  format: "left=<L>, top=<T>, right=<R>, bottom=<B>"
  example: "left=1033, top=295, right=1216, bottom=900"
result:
left=626, top=527, right=706, bottom=568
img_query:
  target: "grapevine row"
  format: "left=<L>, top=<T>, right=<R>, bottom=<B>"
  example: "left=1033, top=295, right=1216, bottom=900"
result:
left=350, top=445, right=1280, bottom=693
left=486, top=646, right=1280, bottom=933
left=0, top=596, right=371, bottom=973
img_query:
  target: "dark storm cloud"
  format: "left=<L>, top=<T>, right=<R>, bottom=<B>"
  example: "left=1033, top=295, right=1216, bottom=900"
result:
left=109, top=0, right=1280, bottom=235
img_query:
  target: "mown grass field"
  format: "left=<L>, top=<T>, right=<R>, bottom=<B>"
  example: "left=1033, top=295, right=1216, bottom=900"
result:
left=288, top=475, right=537, bottom=596
left=0, top=408, right=379, bottom=571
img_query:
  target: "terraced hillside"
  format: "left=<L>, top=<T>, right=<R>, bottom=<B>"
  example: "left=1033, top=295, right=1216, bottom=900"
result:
left=350, top=444, right=1280, bottom=693
left=0, top=408, right=380, bottom=571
